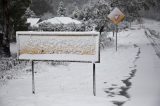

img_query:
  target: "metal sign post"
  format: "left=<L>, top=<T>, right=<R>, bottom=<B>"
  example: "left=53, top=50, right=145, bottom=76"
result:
left=31, top=61, right=35, bottom=94
left=116, top=25, right=118, bottom=51
left=93, top=63, right=96, bottom=96
left=108, top=7, right=125, bottom=51
left=16, top=31, right=100, bottom=96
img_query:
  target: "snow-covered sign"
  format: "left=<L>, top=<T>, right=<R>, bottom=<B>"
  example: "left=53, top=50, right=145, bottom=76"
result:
left=108, top=7, right=125, bottom=25
left=16, top=31, right=100, bottom=63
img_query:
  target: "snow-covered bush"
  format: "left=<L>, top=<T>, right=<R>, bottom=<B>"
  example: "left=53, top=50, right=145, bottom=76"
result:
left=39, top=22, right=55, bottom=31
left=100, top=32, right=114, bottom=49
left=72, top=0, right=110, bottom=31
left=38, top=22, right=86, bottom=31
left=0, top=58, right=29, bottom=80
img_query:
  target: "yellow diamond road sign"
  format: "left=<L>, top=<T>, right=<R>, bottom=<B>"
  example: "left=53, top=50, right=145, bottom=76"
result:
left=108, top=7, right=125, bottom=25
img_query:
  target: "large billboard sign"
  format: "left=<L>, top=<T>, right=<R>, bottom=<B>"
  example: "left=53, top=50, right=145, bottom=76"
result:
left=16, top=31, right=100, bottom=63
left=108, top=7, right=125, bottom=25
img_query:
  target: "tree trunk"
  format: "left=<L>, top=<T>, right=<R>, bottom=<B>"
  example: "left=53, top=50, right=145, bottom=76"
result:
left=2, top=0, right=11, bottom=57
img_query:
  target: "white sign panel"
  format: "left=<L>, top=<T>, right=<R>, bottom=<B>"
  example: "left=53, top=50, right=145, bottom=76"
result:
left=108, top=7, right=125, bottom=25
left=16, top=31, right=100, bottom=63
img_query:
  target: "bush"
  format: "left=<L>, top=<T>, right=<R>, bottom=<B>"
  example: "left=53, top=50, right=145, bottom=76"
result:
left=36, top=22, right=86, bottom=31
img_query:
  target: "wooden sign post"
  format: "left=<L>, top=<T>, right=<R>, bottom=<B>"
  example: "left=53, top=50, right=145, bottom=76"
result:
left=108, top=7, right=125, bottom=51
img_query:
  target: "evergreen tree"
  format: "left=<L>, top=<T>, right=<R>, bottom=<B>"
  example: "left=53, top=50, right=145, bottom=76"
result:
left=24, top=7, right=36, bottom=18
left=79, top=0, right=110, bottom=30
left=72, top=6, right=80, bottom=19
left=57, top=1, right=66, bottom=16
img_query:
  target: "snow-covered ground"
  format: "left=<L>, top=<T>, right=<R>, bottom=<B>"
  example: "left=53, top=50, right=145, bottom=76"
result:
left=0, top=19, right=160, bottom=106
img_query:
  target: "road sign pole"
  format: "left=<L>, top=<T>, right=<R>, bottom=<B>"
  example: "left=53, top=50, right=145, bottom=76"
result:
left=32, top=61, right=35, bottom=94
left=116, top=25, right=118, bottom=51
left=107, top=7, right=125, bottom=52
left=93, top=63, right=96, bottom=96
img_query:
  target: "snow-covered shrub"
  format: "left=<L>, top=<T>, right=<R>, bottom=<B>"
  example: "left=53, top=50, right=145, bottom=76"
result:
left=38, top=22, right=85, bottom=32
left=39, top=22, right=55, bottom=31
left=0, top=57, right=29, bottom=80
left=72, top=0, right=110, bottom=31
left=85, top=19, right=95, bottom=31
left=100, top=32, right=114, bottom=49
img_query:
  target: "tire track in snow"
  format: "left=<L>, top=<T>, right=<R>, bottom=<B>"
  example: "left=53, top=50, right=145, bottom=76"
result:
left=115, top=47, right=140, bottom=106
left=104, top=45, right=141, bottom=106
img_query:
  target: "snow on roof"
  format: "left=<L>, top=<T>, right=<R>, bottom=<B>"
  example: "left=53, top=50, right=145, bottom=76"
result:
left=39, top=17, right=81, bottom=25
left=27, top=18, right=40, bottom=27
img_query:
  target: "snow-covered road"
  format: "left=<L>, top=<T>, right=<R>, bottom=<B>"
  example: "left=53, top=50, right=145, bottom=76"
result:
left=0, top=20, right=160, bottom=106
left=123, top=23, right=160, bottom=106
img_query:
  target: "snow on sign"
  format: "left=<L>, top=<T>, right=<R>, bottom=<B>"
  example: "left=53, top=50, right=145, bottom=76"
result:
left=16, top=31, right=100, bottom=63
left=108, top=7, right=125, bottom=25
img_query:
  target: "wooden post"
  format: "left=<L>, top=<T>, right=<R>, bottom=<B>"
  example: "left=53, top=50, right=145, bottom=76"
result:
left=93, top=63, right=96, bottom=96
left=32, top=61, right=35, bottom=94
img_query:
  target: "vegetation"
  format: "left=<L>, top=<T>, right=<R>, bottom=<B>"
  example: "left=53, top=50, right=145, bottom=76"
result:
left=0, top=0, right=31, bottom=57
left=57, top=1, right=66, bottom=16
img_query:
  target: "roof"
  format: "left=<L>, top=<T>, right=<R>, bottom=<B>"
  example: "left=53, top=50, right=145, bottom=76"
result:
left=27, top=18, right=40, bottom=27
left=38, top=17, right=81, bottom=25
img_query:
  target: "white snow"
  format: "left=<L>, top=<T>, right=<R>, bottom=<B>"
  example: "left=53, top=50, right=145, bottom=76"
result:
left=38, top=17, right=81, bottom=25
left=19, top=54, right=99, bottom=62
left=27, top=18, right=40, bottom=27
left=16, top=31, right=99, bottom=35
left=143, top=19, right=160, bottom=34
left=1, top=19, right=160, bottom=106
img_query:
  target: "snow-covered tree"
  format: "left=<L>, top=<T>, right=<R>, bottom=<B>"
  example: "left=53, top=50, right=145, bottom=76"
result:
left=72, top=6, right=80, bottom=19
left=25, top=7, right=36, bottom=18
left=110, top=0, right=156, bottom=23
left=57, top=1, right=66, bottom=16
left=79, top=0, right=110, bottom=30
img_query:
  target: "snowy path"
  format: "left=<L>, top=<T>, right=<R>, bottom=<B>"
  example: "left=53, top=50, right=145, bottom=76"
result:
left=123, top=21, right=160, bottom=106
left=123, top=39, right=160, bottom=106
left=1, top=23, right=160, bottom=106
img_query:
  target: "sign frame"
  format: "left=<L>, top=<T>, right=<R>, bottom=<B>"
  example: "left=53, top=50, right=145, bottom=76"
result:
left=16, top=31, right=100, bottom=96
left=16, top=31, right=100, bottom=63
